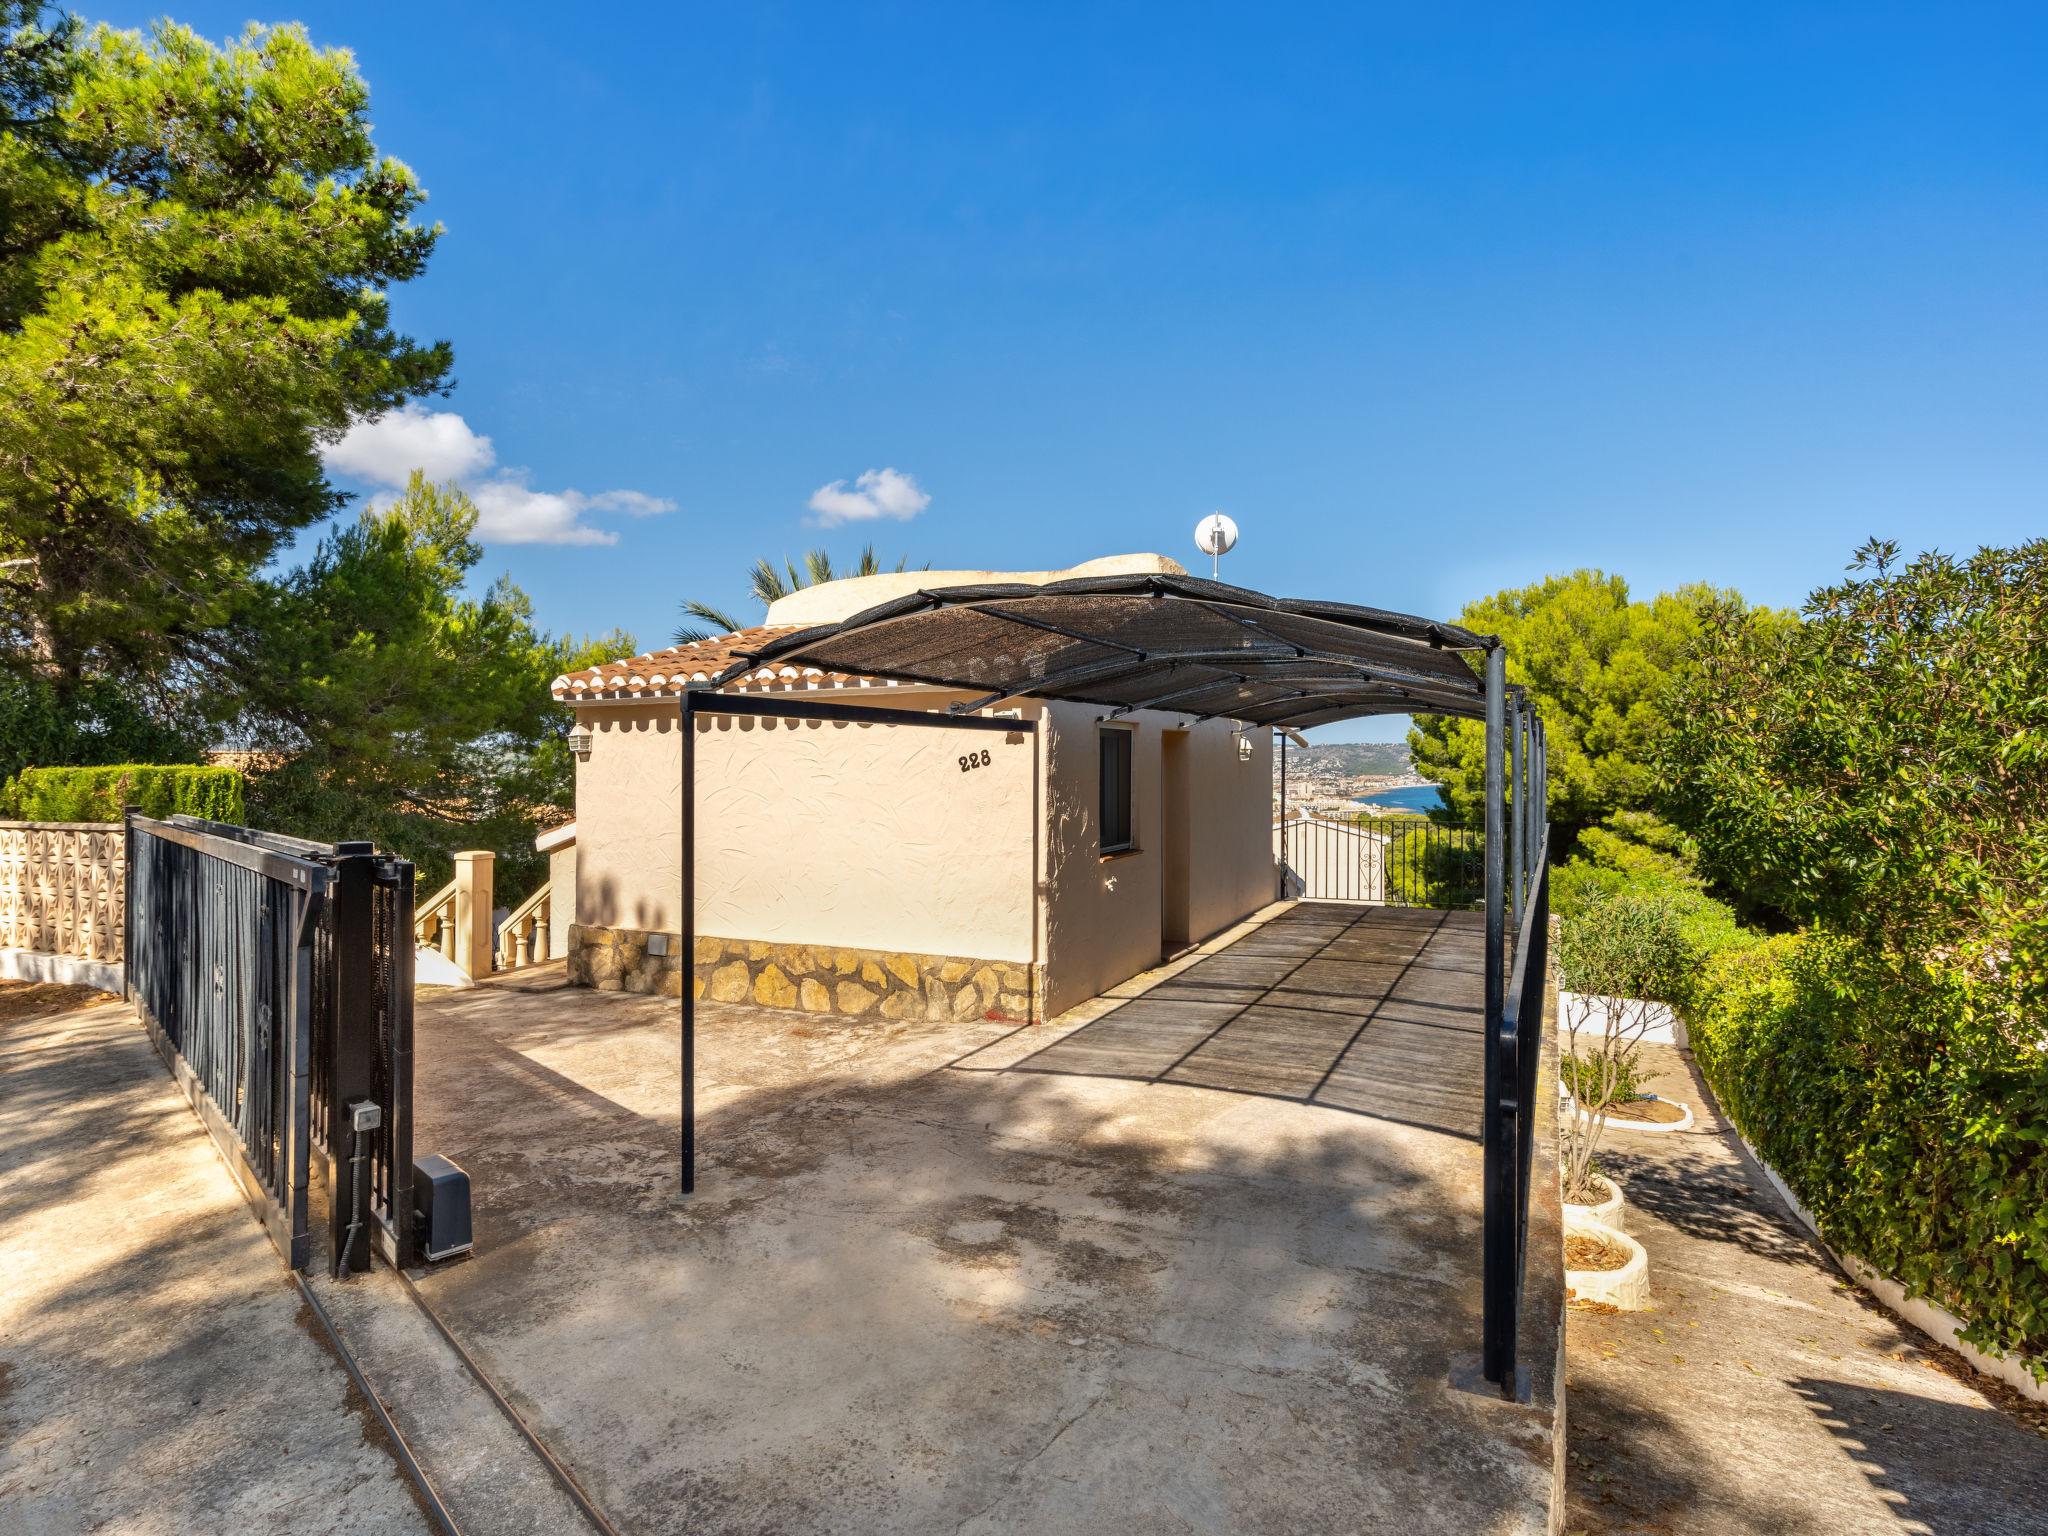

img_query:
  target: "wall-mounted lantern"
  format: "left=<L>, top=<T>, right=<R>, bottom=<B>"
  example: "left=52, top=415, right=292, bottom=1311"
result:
left=566, top=725, right=594, bottom=760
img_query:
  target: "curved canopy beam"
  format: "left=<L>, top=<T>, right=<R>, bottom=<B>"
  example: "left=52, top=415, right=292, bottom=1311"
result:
left=715, top=571, right=1494, bottom=726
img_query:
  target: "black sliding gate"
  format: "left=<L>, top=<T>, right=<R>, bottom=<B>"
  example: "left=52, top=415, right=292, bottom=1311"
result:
left=124, top=812, right=418, bottom=1274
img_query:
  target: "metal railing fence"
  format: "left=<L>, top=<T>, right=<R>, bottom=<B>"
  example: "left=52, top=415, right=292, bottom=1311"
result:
left=1276, top=813, right=1487, bottom=907
left=1482, top=830, right=1550, bottom=1389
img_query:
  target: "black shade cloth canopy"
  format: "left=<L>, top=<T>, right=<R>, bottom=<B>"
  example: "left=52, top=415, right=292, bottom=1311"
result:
left=715, top=572, right=1495, bottom=728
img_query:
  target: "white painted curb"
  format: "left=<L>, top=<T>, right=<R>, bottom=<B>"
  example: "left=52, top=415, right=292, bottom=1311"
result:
left=1735, top=1130, right=2048, bottom=1408
left=0, top=947, right=122, bottom=994
left=1557, top=1081, right=1696, bottom=1135
left=414, top=946, right=474, bottom=990
left=1605, top=1097, right=1694, bottom=1136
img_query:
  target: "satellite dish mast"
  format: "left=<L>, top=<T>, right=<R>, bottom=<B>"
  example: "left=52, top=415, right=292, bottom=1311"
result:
left=1194, top=512, right=1239, bottom=579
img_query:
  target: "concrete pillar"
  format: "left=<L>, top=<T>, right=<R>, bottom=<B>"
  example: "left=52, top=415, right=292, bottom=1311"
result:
left=452, top=850, right=496, bottom=980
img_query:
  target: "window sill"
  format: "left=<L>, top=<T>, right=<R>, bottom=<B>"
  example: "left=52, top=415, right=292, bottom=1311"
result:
left=1099, top=847, right=1142, bottom=863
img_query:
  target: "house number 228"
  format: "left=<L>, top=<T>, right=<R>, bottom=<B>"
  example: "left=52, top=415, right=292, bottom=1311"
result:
left=957, top=749, right=992, bottom=773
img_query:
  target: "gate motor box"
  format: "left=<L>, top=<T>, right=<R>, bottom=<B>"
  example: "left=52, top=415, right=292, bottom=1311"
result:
left=412, top=1153, right=474, bottom=1262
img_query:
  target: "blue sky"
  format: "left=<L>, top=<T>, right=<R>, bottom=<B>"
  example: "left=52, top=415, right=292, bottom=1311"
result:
left=101, top=3, right=2048, bottom=741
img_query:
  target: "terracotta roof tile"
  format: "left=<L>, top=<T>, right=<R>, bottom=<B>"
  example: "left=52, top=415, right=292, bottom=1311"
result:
left=549, top=625, right=911, bottom=703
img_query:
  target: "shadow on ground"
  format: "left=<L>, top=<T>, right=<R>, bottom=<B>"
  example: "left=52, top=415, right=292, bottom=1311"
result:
left=403, top=953, right=1557, bottom=1536
left=1565, top=1043, right=2048, bottom=1536
left=0, top=992, right=430, bottom=1534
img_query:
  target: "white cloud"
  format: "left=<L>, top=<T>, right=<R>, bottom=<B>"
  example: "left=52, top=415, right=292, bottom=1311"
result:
left=466, top=479, right=619, bottom=547
left=321, top=405, right=676, bottom=545
left=581, top=489, right=674, bottom=517
left=807, top=466, right=931, bottom=526
left=324, top=403, right=495, bottom=485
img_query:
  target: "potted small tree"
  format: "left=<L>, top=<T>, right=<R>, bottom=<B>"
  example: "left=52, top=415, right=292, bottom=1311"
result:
left=1554, top=893, right=1692, bottom=1307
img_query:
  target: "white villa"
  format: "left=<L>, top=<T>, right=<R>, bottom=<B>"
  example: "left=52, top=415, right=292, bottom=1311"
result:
left=544, top=554, right=1277, bottom=1021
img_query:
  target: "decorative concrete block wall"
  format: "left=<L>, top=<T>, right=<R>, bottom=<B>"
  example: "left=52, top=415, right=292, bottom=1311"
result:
left=567, top=923, right=1036, bottom=1023
left=0, top=821, right=125, bottom=962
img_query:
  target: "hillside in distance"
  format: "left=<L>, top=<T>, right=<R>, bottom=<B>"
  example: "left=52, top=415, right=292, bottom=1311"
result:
left=1282, top=742, right=1415, bottom=777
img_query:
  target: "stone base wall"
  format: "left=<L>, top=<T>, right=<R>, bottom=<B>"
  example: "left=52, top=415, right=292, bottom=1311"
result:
left=567, top=923, right=1037, bottom=1022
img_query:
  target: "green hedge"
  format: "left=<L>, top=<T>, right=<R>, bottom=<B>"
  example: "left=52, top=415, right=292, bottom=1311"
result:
left=2, top=764, right=246, bottom=824
left=1688, top=932, right=2048, bottom=1382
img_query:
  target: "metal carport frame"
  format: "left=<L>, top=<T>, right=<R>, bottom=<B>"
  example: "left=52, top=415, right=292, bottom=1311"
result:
left=675, top=574, right=1549, bottom=1395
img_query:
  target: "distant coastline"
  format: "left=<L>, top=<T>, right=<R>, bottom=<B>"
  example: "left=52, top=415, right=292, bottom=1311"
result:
left=1354, top=783, right=1445, bottom=814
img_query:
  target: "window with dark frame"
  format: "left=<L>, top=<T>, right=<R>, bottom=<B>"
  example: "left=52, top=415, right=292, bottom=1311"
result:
left=1099, top=725, right=1133, bottom=854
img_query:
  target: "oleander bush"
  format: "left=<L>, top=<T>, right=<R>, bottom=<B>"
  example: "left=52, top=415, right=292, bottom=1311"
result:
left=1555, top=891, right=1697, bottom=1200
left=1688, top=931, right=2048, bottom=1381
left=2, top=764, right=245, bottom=824
left=1551, top=812, right=1757, bottom=1008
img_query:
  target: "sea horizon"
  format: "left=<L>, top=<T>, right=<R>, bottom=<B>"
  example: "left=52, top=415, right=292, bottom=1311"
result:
left=1354, top=783, right=1446, bottom=814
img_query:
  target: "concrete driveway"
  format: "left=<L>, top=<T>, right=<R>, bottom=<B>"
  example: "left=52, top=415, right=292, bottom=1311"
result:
left=407, top=904, right=1559, bottom=1535
left=0, top=985, right=431, bottom=1535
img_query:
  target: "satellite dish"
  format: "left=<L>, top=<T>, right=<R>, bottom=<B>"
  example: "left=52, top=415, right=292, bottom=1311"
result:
left=1194, top=512, right=1239, bottom=577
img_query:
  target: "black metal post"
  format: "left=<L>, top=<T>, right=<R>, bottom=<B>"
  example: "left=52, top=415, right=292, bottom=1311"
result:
left=284, top=879, right=319, bottom=1272
left=1508, top=695, right=1525, bottom=927
left=1277, top=730, right=1288, bottom=899
left=328, top=843, right=377, bottom=1275
left=121, top=805, right=137, bottom=1000
left=680, top=688, right=697, bottom=1195
left=1481, top=644, right=1511, bottom=1388
left=385, top=859, right=417, bottom=1268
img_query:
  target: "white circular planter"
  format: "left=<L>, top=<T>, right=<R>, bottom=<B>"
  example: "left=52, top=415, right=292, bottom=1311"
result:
left=1564, top=1214, right=1651, bottom=1310
left=1563, top=1173, right=1625, bottom=1232
left=1606, top=1096, right=1694, bottom=1135
left=1557, top=1081, right=1695, bottom=1136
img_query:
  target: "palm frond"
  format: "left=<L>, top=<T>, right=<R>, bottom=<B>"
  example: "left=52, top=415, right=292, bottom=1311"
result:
left=697, top=548, right=926, bottom=644
left=672, top=599, right=746, bottom=646
left=750, top=559, right=792, bottom=606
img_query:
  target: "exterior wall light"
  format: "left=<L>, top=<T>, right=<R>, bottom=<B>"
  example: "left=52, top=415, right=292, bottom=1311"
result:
left=567, top=725, right=594, bottom=759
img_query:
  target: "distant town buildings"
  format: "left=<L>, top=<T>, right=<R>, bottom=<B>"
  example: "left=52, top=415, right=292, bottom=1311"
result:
left=1274, top=744, right=1433, bottom=819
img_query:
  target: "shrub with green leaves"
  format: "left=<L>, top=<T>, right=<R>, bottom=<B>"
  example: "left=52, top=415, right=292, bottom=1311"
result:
left=1662, top=537, right=2048, bottom=1024
left=1666, top=537, right=2048, bottom=1381
left=1556, top=889, right=1696, bottom=1007
left=1555, top=892, right=1695, bottom=1201
left=1689, top=932, right=2048, bottom=1382
left=3, top=763, right=244, bottom=823
left=1551, top=811, right=1758, bottom=1008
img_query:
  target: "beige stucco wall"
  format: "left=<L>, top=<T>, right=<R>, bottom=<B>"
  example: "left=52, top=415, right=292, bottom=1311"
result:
left=548, top=841, right=575, bottom=957
left=1033, top=704, right=1274, bottom=1017
left=572, top=689, right=1275, bottom=1016
left=1186, top=717, right=1277, bottom=940
left=575, top=695, right=1039, bottom=963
